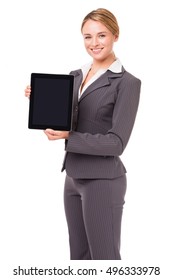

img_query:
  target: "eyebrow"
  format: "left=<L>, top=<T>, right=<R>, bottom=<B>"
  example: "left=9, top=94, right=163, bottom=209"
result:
left=83, top=31, right=108, bottom=36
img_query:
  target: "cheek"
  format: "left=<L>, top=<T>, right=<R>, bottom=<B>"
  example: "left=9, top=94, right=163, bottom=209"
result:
left=105, top=39, right=114, bottom=49
left=84, top=41, right=91, bottom=51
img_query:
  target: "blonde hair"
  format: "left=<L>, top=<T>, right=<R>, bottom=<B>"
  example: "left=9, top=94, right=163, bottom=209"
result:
left=81, top=8, right=119, bottom=38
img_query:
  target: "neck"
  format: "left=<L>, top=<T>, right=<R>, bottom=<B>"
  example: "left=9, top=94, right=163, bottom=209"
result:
left=91, top=53, right=116, bottom=73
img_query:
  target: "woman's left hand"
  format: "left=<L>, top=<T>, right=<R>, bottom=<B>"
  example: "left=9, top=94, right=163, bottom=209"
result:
left=44, top=129, right=69, bottom=140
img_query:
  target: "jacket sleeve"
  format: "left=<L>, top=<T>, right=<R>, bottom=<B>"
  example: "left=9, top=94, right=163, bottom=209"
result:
left=66, top=77, right=141, bottom=157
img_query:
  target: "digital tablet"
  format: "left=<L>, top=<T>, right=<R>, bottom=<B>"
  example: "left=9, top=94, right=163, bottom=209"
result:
left=28, top=73, right=74, bottom=130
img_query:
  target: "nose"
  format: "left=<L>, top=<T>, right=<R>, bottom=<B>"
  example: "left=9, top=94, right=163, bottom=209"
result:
left=91, top=36, right=99, bottom=47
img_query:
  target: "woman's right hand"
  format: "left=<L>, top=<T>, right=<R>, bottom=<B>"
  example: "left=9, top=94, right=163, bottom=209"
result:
left=24, top=85, right=31, bottom=98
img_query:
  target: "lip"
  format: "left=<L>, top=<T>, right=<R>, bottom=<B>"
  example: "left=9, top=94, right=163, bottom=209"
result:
left=91, top=48, right=103, bottom=54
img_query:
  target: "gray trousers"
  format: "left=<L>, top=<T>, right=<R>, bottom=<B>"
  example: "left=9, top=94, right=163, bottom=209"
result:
left=64, top=174, right=127, bottom=260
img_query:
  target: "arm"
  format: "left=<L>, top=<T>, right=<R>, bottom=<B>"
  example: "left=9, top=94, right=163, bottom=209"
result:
left=66, top=77, right=141, bottom=157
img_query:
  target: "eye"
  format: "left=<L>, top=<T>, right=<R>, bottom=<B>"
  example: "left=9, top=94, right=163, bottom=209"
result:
left=99, top=34, right=106, bottom=38
left=84, top=36, right=91, bottom=40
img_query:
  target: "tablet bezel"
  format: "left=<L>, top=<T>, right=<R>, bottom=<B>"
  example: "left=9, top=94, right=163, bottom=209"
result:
left=28, top=73, right=74, bottom=131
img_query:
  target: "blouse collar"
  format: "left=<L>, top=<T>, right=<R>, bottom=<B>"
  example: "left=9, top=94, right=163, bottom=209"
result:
left=81, top=58, right=122, bottom=76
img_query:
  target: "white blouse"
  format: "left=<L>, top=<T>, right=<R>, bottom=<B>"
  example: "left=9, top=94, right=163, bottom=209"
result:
left=79, top=58, right=122, bottom=99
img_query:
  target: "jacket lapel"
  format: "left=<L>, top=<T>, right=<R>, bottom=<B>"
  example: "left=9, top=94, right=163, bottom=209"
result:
left=79, top=69, right=124, bottom=102
left=71, top=67, right=125, bottom=104
left=70, top=70, right=82, bottom=108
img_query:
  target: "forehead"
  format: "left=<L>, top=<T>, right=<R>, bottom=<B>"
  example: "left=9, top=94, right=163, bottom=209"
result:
left=82, top=19, right=109, bottom=34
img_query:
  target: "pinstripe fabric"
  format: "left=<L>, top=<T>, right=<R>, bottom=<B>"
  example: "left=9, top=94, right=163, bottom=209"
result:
left=64, top=174, right=127, bottom=260
left=62, top=67, right=141, bottom=179
left=61, top=65, right=140, bottom=260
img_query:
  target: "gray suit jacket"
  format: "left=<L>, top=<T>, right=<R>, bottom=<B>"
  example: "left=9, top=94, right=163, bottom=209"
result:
left=62, top=66, right=141, bottom=179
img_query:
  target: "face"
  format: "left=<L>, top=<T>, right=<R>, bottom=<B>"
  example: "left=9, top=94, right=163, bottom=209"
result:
left=82, top=19, right=117, bottom=62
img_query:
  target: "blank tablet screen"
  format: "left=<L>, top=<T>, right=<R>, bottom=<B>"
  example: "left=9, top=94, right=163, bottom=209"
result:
left=28, top=73, right=74, bottom=130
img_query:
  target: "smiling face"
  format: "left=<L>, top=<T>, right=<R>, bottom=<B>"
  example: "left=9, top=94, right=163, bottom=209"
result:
left=82, top=19, right=118, bottom=63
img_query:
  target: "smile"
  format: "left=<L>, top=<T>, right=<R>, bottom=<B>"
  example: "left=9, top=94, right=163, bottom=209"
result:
left=91, top=48, right=103, bottom=54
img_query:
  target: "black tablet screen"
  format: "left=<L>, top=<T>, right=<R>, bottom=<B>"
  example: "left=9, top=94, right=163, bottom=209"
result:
left=28, top=73, right=74, bottom=130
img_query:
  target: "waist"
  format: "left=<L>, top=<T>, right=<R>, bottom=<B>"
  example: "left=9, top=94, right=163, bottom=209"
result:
left=63, top=152, right=126, bottom=179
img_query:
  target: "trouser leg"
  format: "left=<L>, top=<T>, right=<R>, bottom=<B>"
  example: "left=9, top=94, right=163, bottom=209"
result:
left=79, top=175, right=127, bottom=260
left=64, top=175, right=91, bottom=260
left=64, top=175, right=126, bottom=260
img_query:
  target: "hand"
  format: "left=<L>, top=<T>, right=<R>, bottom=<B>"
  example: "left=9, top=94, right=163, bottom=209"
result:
left=25, top=85, right=31, bottom=98
left=44, top=129, right=69, bottom=140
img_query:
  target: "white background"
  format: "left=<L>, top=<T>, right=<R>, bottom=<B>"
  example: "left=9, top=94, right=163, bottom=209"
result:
left=0, top=0, right=173, bottom=279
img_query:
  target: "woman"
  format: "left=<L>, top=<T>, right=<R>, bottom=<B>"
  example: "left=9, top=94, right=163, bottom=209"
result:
left=25, top=8, right=141, bottom=260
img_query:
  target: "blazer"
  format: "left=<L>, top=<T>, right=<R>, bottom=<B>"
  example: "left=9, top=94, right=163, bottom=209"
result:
left=62, top=66, right=141, bottom=179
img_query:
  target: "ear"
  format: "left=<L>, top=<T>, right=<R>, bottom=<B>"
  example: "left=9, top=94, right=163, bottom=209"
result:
left=114, top=35, right=119, bottom=42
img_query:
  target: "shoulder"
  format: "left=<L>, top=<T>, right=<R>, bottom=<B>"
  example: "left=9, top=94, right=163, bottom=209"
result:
left=122, top=68, right=141, bottom=85
left=107, top=67, right=141, bottom=93
left=110, top=68, right=141, bottom=94
left=69, top=69, right=81, bottom=76
left=117, top=69, right=141, bottom=98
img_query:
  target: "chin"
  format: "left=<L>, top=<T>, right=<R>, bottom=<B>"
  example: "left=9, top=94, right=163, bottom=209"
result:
left=89, top=53, right=106, bottom=61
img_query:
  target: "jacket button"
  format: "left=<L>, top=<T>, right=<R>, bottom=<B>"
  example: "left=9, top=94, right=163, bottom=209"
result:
left=75, top=106, right=78, bottom=112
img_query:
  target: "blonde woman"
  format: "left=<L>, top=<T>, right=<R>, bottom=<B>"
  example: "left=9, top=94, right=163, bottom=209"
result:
left=25, top=8, right=141, bottom=260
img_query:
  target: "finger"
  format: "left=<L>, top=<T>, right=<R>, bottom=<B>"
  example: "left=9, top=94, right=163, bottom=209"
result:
left=25, top=88, right=31, bottom=92
left=44, top=130, right=61, bottom=140
left=25, top=92, right=30, bottom=97
left=24, top=88, right=31, bottom=97
left=44, top=133, right=58, bottom=140
left=45, top=128, right=56, bottom=135
left=45, top=129, right=62, bottom=137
